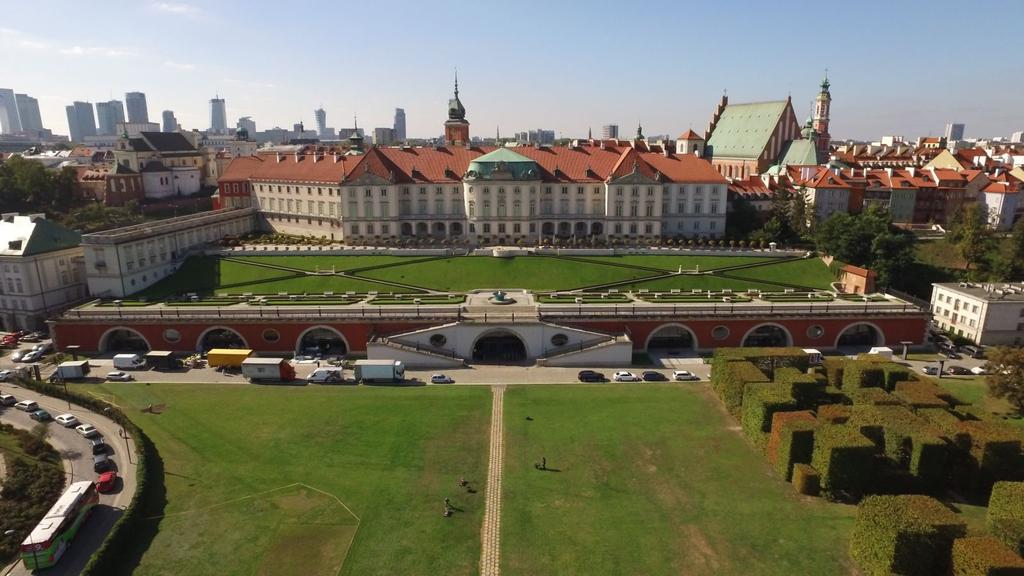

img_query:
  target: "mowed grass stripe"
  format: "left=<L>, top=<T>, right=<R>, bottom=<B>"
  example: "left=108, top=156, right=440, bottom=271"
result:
left=81, top=383, right=491, bottom=576
left=354, top=256, right=662, bottom=292
left=500, top=385, right=856, bottom=576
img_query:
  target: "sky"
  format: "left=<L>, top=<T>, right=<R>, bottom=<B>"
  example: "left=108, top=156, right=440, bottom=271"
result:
left=2, top=0, right=1022, bottom=142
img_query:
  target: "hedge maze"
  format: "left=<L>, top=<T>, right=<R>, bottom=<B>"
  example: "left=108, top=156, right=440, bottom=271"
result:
left=710, top=348, right=1024, bottom=574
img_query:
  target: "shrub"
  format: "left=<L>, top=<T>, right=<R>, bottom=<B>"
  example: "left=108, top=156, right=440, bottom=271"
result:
left=822, top=357, right=846, bottom=387
left=713, top=347, right=810, bottom=375
left=989, top=482, right=1024, bottom=556
left=909, top=434, right=949, bottom=491
left=792, top=463, right=820, bottom=496
left=817, top=403, right=852, bottom=424
left=956, top=421, right=1024, bottom=493
left=713, top=360, right=769, bottom=417
left=951, top=536, right=1024, bottom=576
left=850, top=494, right=966, bottom=576
left=894, top=380, right=950, bottom=409
left=741, top=384, right=797, bottom=450
left=848, top=387, right=901, bottom=406
left=811, top=424, right=876, bottom=499
left=842, top=361, right=886, bottom=389
left=851, top=404, right=942, bottom=467
left=774, top=367, right=826, bottom=408
left=767, top=410, right=816, bottom=481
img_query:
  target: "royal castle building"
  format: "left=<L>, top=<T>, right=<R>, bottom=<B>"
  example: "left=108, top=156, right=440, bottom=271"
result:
left=217, top=80, right=729, bottom=244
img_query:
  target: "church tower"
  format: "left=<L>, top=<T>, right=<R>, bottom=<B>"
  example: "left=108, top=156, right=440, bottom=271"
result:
left=444, top=72, right=470, bottom=146
left=812, top=72, right=831, bottom=160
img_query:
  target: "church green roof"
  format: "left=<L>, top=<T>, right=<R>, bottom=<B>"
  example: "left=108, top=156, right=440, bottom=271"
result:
left=466, top=148, right=541, bottom=180
left=706, top=100, right=790, bottom=159
left=775, top=138, right=820, bottom=169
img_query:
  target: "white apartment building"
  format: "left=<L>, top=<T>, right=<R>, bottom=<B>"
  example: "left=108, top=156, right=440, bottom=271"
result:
left=0, top=214, right=86, bottom=331
left=930, top=282, right=1024, bottom=345
left=82, top=208, right=256, bottom=298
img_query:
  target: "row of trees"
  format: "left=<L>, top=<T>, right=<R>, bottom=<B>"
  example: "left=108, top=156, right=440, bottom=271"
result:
left=0, top=155, right=78, bottom=213
left=947, top=203, right=1024, bottom=281
left=814, top=206, right=916, bottom=289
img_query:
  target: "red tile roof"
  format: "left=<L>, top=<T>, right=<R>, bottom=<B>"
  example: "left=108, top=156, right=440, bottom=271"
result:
left=677, top=129, right=704, bottom=140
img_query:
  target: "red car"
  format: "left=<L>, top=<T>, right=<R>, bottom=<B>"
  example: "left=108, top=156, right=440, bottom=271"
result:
left=96, top=471, right=118, bottom=493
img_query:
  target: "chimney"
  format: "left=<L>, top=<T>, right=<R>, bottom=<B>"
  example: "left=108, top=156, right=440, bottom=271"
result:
left=276, top=153, right=283, bottom=163
left=333, top=152, right=341, bottom=163
left=907, top=167, right=916, bottom=177
left=294, top=152, right=301, bottom=163
left=885, top=167, right=894, bottom=178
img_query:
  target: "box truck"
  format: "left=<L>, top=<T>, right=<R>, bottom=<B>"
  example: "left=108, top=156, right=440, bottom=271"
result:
left=113, top=353, right=146, bottom=370
left=55, top=360, right=91, bottom=380
left=145, top=351, right=182, bottom=370
left=241, top=358, right=296, bottom=382
left=354, top=359, right=405, bottom=383
left=206, top=349, right=253, bottom=368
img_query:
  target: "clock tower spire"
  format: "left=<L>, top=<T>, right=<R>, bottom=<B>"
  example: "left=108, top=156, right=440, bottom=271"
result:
left=812, top=70, right=832, bottom=161
left=444, top=70, right=470, bottom=146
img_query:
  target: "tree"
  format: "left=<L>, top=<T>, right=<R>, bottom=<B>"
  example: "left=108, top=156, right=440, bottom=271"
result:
left=726, top=196, right=760, bottom=238
left=994, top=217, right=1024, bottom=280
left=984, top=346, right=1024, bottom=415
left=948, top=203, right=996, bottom=279
left=814, top=206, right=915, bottom=289
left=790, top=188, right=810, bottom=239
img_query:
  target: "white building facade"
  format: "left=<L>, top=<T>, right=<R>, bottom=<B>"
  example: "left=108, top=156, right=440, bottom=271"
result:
left=931, top=282, right=1024, bottom=345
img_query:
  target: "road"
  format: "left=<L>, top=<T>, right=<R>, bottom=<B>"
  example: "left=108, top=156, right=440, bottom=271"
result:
left=0, top=378, right=138, bottom=576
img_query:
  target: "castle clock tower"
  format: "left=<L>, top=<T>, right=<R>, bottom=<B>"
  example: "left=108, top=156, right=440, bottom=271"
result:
left=812, top=73, right=832, bottom=160
left=444, top=72, right=470, bottom=146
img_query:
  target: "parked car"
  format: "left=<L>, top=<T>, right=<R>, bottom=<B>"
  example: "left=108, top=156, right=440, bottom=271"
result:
left=106, top=371, right=134, bottom=382
left=960, top=345, right=985, bottom=359
left=946, top=366, right=972, bottom=376
left=76, top=424, right=100, bottom=438
left=577, top=370, right=606, bottom=382
left=93, top=454, right=114, bottom=473
left=0, top=393, right=15, bottom=406
left=10, top=349, right=29, bottom=362
left=970, top=366, right=988, bottom=376
left=612, top=371, right=641, bottom=382
left=0, top=369, right=11, bottom=381
left=18, top=333, right=40, bottom=343
left=14, top=400, right=39, bottom=412
left=430, top=374, right=454, bottom=384
left=20, top=350, right=43, bottom=363
left=90, top=437, right=109, bottom=455
left=32, top=342, right=53, bottom=354
left=30, top=409, right=52, bottom=422
left=921, top=366, right=944, bottom=376
left=54, top=413, right=80, bottom=427
left=641, top=371, right=668, bottom=381
left=96, top=471, right=118, bottom=493
left=672, top=370, right=700, bottom=381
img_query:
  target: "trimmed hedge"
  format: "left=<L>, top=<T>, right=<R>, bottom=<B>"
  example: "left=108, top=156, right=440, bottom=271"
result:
left=767, top=410, right=816, bottom=481
left=792, top=463, right=820, bottom=496
left=713, top=360, right=769, bottom=417
left=816, top=404, right=852, bottom=424
left=957, top=421, right=1024, bottom=492
left=989, top=482, right=1024, bottom=556
left=894, top=380, right=950, bottom=409
left=821, top=357, right=846, bottom=388
left=848, top=387, right=901, bottom=406
left=909, top=434, right=949, bottom=491
left=774, top=367, right=825, bottom=408
left=850, top=494, right=967, bottom=576
left=811, top=424, right=876, bottom=499
left=714, top=347, right=811, bottom=374
left=842, top=362, right=886, bottom=389
left=12, top=377, right=160, bottom=576
left=951, top=536, right=1024, bottom=576
left=741, top=384, right=797, bottom=449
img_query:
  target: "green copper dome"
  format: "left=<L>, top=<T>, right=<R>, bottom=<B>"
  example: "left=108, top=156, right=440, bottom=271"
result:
left=465, top=148, right=540, bottom=180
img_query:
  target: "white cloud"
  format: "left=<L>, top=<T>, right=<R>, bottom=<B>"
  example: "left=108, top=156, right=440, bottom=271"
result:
left=59, top=45, right=138, bottom=57
left=164, top=60, right=196, bottom=71
left=151, top=2, right=199, bottom=16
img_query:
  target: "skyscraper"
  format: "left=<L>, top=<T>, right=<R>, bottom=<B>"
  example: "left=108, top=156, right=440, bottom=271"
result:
left=945, top=122, right=965, bottom=142
left=162, top=110, right=177, bottom=132
left=96, top=100, right=126, bottom=135
left=0, top=88, right=22, bottom=134
left=125, top=92, right=149, bottom=123
left=237, top=116, right=255, bottom=136
left=601, top=124, right=619, bottom=139
left=210, top=96, right=227, bottom=133
left=15, top=94, right=43, bottom=132
left=393, top=108, right=406, bottom=142
left=65, top=101, right=97, bottom=142
left=314, top=107, right=327, bottom=138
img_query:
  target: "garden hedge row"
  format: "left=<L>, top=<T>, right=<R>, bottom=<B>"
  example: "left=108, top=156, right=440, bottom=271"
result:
left=13, top=377, right=159, bottom=576
left=713, top=360, right=769, bottom=417
left=957, top=421, right=1024, bottom=492
left=792, top=463, right=820, bottom=496
left=811, top=424, right=876, bottom=499
left=766, top=410, right=816, bottom=481
left=741, top=384, right=797, bottom=449
left=773, top=367, right=825, bottom=408
left=988, top=482, right=1024, bottom=556
left=951, top=536, right=1024, bottom=576
left=850, top=494, right=966, bottom=576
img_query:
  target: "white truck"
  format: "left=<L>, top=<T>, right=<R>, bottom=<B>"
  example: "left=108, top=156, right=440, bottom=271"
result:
left=353, top=360, right=405, bottom=383
left=307, top=367, right=344, bottom=384
left=112, top=353, right=146, bottom=370
left=54, top=360, right=91, bottom=380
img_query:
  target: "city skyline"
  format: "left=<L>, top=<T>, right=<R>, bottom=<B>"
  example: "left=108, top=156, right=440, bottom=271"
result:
left=1, top=0, right=1022, bottom=141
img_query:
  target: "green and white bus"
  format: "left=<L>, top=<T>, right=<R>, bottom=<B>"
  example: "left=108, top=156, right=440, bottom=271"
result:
left=20, top=480, right=98, bottom=570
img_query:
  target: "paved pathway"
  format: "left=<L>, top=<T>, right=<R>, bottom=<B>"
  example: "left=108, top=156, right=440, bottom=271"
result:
left=479, top=385, right=505, bottom=576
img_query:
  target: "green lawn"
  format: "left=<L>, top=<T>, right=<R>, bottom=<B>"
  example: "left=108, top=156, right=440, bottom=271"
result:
left=355, top=256, right=662, bottom=291
left=577, top=255, right=777, bottom=272
left=501, top=385, right=857, bottom=575
left=625, top=274, right=786, bottom=292
left=229, top=255, right=423, bottom=272
left=81, top=383, right=491, bottom=576
left=724, top=258, right=837, bottom=290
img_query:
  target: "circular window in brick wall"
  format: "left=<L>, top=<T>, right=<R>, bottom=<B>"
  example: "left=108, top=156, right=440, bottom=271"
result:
left=550, top=333, right=569, bottom=347
left=263, top=329, right=280, bottom=343
left=807, top=325, right=824, bottom=339
left=711, top=326, right=730, bottom=341
left=163, top=329, right=181, bottom=343
left=429, top=333, right=447, bottom=348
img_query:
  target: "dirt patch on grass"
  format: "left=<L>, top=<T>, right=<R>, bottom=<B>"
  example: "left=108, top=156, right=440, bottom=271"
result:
left=675, top=524, right=724, bottom=574
left=256, top=523, right=357, bottom=576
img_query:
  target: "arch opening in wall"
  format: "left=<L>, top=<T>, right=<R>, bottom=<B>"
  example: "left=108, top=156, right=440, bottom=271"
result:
left=471, top=329, right=527, bottom=364
left=100, top=327, right=151, bottom=353
left=646, top=324, right=698, bottom=354
left=835, top=322, right=883, bottom=350
left=741, top=323, right=792, bottom=348
left=541, top=222, right=555, bottom=236
left=197, top=327, right=247, bottom=351
left=296, top=326, right=348, bottom=358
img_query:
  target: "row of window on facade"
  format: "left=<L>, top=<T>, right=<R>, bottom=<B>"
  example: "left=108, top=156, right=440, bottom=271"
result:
left=344, top=219, right=718, bottom=237
left=252, top=183, right=722, bottom=199
left=96, top=219, right=247, bottom=272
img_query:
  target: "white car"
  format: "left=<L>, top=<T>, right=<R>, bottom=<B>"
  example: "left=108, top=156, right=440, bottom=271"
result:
left=20, top=350, right=43, bottom=363
left=14, top=400, right=39, bottom=411
left=106, top=371, right=134, bottom=382
left=672, top=370, right=700, bottom=381
left=430, top=374, right=454, bottom=384
left=0, top=369, right=12, bottom=381
left=54, top=413, right=79, bottom=427
left=612, top=371, right=641, bottom=382
left=75, top=424, right=99, bottom=438
left=32, top=342, right=53, bottom=354
left=969, top=366, right=988, bottom=375
left=0, top=393, right=15, bottom=406
left=10, top=349, right=28, bottom=362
